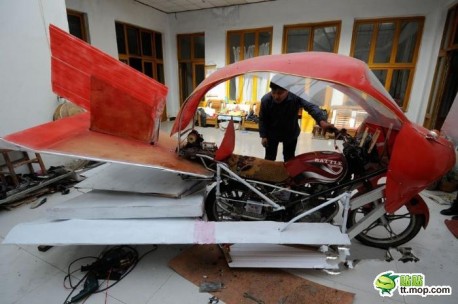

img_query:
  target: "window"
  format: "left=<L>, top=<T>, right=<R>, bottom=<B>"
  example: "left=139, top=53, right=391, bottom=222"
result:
left=67, top=10, right=89, bottom=42
left=115, top=22, right=164, bottom=84
left=227, top=27, right=272, bottom=102
left=177, top=33, right=205, bottom=106
left=350, top=17, right=424, bottom=110
left=283, top=21, right=341, bottom=53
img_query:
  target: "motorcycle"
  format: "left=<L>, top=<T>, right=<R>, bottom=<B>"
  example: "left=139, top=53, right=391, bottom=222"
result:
left=172, top=52, right=456, bottom=250
left=179, top=121, right=426, bottom=249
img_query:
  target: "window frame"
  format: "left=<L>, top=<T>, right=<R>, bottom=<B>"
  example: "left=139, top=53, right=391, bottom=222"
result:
left=66, top=9, right=89, bottom=42
left=226, top=27, right=273, bottom=102
left=350, top=17, right=424, bottom=111
left=115, top=21, right=164, bottom=84
left=177, top=33, right=206, bottom=106
left=282, top=21, right=341, bottom=54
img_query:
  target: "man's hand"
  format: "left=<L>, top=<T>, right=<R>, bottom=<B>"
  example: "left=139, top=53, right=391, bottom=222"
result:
left=320, top=121, right=337, bottom=134
left=261, top=137, right=268, bottom=147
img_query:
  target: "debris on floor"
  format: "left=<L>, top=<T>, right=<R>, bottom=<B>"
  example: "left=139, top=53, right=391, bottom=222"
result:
left=444, top=217, right=458, bottom=238
left=169, top=244, right=355, bottom=304
left=0, top=165, right=81, bottom=209
left=385, top=247, right=420, bottom=263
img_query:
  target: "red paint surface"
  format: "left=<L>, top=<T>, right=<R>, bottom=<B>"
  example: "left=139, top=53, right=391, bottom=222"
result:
left=3, top=113, right=211, bottom=177
left=90, top=76, right=158, bottom=143
left=50, top=25, right=167, bottom=144
left=385, top=122, right=455, bottom=212
left=214, top=120, right=235, bottom=161
left=50, top=25, right=168, bottom=113
left=171, top=52, right=407, bottom=135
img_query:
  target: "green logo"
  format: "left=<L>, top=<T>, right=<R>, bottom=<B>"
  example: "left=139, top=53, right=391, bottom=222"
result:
left=374, top=271, right=399, bottom=295
left=374, top=271, right=452, bottom=297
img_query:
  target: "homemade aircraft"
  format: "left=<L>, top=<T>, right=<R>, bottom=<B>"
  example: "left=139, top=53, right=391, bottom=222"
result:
left=1, top=25, right=455, bottom=269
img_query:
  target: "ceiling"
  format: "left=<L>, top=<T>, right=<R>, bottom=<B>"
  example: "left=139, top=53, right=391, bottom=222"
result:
left=133, top=0, right=275, bottom=14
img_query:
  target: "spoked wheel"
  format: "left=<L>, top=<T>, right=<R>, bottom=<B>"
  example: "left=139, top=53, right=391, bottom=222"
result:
left=347, top=198, right=425, bottom=249
left=205, top=181, right=265, bottom=221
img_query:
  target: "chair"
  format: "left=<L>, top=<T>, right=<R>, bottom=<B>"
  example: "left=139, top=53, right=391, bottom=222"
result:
left=241, top=101, right=261, bottom=131
left=203, top=99, right=223, bottom=128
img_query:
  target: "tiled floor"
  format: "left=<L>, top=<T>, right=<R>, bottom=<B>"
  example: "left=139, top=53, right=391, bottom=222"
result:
left=0, top=121, right=457, bottom=304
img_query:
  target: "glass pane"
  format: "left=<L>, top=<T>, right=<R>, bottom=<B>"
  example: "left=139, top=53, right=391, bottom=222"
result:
left=389, top=69, right=411, bottom=107
left=193, top=35, right=205, bottom=59
left=371, top=69, right=388, bottom=86
left=229, top=33, right=241, bottom=63
left=313, top=26, right=336, bottom=52
left=144, top=61, right=153, bottom=77
left=141, top=32, right=152, bottom=56
left=180, top=63, right=193, bottom=100
left=286, top=28, right=310, bottom=53
left=354, top=23, right=373, bottom=62
left=244, top=32, right=256, bottom=59
left=374, top=22, right=395, bottom=63
left=127, top=27, right=140, bottom=55
left=396, top=21, right=419, bottom=63
left=115, top=23, right=126, bottom=54
left=258, top=31, right=271, bottom=55
left=129, top=57, right=142, bottom=72
left=179, top=36, right=191, bottom=60
left=195, top=64, right=205, bottom=86
left=67, top=15, right=83, bottom=40
left=157, top=64, right=164, bottom=84
left=228, top=32, right=242, bottom=100
left=155, top=33, right=163, bottom=59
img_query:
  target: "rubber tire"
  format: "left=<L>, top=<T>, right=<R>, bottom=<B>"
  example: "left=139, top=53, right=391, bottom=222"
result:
left=347, top=202, right=425, bottom=249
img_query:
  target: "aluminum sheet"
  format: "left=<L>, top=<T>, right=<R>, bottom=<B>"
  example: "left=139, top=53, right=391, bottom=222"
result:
left=4, top=220, right=350, bottom=246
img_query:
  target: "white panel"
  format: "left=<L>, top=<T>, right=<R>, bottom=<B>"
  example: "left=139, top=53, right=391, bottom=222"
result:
left=75, top=163, right=206, bottom=197
left=46, top=190, right=205, bottom=220
left=4, top=220, right=350, bottom=246
left=227, top=244, right=343, bottom=269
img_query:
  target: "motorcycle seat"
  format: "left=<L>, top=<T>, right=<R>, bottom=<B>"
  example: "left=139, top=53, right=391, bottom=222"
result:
left=225, top=154, right=290, bottom=184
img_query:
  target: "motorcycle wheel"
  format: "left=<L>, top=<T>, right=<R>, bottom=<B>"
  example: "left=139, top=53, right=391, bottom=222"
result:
left=347, top=198, right=425, bottom=249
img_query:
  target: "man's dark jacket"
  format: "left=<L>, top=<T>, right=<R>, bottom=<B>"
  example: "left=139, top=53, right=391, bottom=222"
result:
left=259, top=92, right=326, bottom=141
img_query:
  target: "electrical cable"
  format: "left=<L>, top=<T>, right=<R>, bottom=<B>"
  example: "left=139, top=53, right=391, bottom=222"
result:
left=62, top=245, right=159, bottom=304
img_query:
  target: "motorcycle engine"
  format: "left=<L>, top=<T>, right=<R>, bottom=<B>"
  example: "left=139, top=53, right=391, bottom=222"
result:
left=178, top=130, right=217, bottom=160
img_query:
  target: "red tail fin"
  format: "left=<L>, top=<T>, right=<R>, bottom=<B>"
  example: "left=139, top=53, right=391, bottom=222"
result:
left=214, top=121, right=235, bottom=161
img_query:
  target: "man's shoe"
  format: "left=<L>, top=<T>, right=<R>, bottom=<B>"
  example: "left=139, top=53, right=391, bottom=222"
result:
left=440, top=203, right=458, bottom=216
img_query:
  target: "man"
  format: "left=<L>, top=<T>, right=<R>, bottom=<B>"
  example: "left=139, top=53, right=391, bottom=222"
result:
left=259, top=77, right=334, bottom=161
left=440, top=193, right=458, bottom=218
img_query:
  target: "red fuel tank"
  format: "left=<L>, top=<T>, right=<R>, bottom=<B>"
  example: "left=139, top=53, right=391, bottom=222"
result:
left=285, top=151, right=347, bottom=184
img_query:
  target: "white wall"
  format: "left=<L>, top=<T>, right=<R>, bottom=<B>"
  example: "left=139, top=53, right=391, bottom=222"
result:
left=0, top=0, right=68, bottom=136
left=169, top=0, right=452, bottom=123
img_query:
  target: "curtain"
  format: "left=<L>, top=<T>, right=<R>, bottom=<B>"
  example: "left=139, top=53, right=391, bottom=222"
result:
left=232, top=46, right=240, bottom=101
left=242, top=45, right=255, bottom=101
left=256, top=42, right=270, bottom=100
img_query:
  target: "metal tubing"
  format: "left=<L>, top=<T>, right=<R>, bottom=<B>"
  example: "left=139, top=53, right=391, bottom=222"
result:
left=217, top=163, right=284, bottom=210
left=280, top=192, right=350, bottom=232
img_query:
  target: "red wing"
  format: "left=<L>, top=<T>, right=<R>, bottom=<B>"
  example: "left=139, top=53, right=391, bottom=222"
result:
left=1, top=25, right=211, bottom=177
